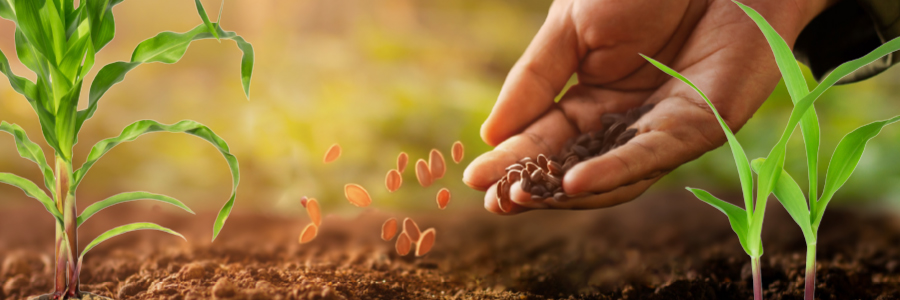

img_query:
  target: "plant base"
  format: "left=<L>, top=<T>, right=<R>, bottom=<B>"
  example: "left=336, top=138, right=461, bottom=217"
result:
left=30, top=293, right=112, bottom=300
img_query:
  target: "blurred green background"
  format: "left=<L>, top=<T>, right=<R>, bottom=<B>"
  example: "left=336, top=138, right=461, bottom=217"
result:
left=1, top=0, right=899, bottom=220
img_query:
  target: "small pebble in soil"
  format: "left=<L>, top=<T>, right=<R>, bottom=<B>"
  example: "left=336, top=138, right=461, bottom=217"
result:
left=180, top=263, right=206, bottom=280
left=3, top=274, right=28, bottom=295
left=117, top=281, right=145, bottom=299
left=212, top=278, right=237, bottom=299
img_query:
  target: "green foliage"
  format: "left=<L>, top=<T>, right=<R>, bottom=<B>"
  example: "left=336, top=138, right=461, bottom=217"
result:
left=0, top=0, right=254, bottom=282
left=79, top=222, right=184, bottom=262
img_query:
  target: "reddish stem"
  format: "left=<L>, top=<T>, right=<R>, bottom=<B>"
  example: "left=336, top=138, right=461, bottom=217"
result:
left=751, top=256, right=763, bottom=300
left=805, top=244, right=816, bottom=300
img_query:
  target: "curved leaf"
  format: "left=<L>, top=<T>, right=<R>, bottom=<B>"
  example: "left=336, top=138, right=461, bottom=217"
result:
left=0, top=121, right=55, bottom=196
left=642, top=55, right=754, bottom=216
left=734, top=0, right=820, bottom=210
left=77, top=191, right=195, bottom=227
left=79, top=23, right=254, bottom=131
left=72, top=120, right=240, bottom=241
left=0, top=172, right=61, bottom=220
left=79, top=222, right=185, bottom=260
left=751, top=158, right=815, bottom=244
left=0, top=0, right=14, bottom=21
left=814, top=115, right=900, bottom=229
left=14, top=0, right=66, bottom=65
left=687, top=187, right=754, bottom=256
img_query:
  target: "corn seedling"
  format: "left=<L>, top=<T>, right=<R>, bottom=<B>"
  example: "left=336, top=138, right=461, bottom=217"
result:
left=0, top=0, right=253, bottom=298
left=643, top=2, right=900, bottom=299
left=733, top=3, right=900, bottom=300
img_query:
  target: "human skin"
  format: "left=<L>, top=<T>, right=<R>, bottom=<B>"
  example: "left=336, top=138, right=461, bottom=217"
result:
left=464, top=0, right=835, bottom=214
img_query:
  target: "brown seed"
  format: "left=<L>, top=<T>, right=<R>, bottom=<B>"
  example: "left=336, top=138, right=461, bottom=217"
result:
left=397, top=152, right=409, bottom=173
left=323, top=144, right=341, bottom=164
left=531, top=194, right=544, bottom=201
left=506, top=163, right=524, bottom=171
left=520, top=176, right=532, bottom=192
left=547, top=161, right=563, bottom=176
left=616, top=128, right=638, bottom=145
left=436, top=188, right=451, bottom=210
left=601, top=114, right=623, bottom=129
left=344, top=184, right=372, bottom=207
left=385, top=169, right=403, bottom=192
left=497, top=180, right=512, bottom=212
left=536, top=154, right=548, bottom=170
left=606, top=121, right=626, bottom=138
left=298, top=223, right=318, bottom=244
left=507, top=169, right=522, bottom=183
left=381, top=218, right=398, bottom=241
left=531, top=184, right=547, bottom=196
left=572, top=145, right=588, bottom=158
left=429, top=149, right=447, bottom=180
left=529, top=169, right=543, bottom=183
left=415, top=159, right=433, bottom=187
left=525, top=162, right=539, bottom=173
left=575, top=134, right=591, bottom=146
left=545, top=174, right=561, bottom=187
left=451, top=141, right=464, bottom=164
left=299, top=196, right=309, bottom=208
left=519, top=157, right=534, bottom=164
left=415, top=228, right=436, bottom=257
left=403, top=218, right=421, bottom=241
left=395, top=232, right=412, bottom=256
left=306, top=198, right=322, bottom=226
left=553, top=192, right=566, bottom=202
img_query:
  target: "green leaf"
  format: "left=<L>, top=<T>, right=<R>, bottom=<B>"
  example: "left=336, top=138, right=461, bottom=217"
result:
left=79, top=222, right=185, bottom=260
left=733, top=0, right=820, bottom=210
left=79, top=23, right=255, bottom=132
left=642, top=55, right=754, bottom=216
left=194, top=0, right=219, bottom=39
left=687, top=187, right=754, bottom=255
left=72, top=120, right=240, bottom=241
left=14, top=0, right=66, bottom=64
left=0, top=0, right=15, bottom=21
left=0, top=172, right=61, bottom=220
left=0, top=121, right=56, bottom=196
left=77, top=191, right=195, bottom=227
left=751, top=158, right=815, bottom=244
left=54, top=80, right=82, bottom=161
left=814, top=115, right=900, bottom=229
left=84, top=0, right=126, bottom=51
left=0, top=47, right=60, bottom=156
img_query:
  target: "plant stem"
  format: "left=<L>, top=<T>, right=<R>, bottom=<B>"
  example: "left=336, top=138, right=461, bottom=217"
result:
left=751, top=256, right=763, bottom=300
left=805, top=243, right=816, bottom=300
left=52, top=156, right=79, bottom=298
left=53, top=157, right=68, bottom=297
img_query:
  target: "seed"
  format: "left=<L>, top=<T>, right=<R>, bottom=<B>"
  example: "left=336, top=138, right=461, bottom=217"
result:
left=436, top=188, right=451, bottom=210
left=451, top=141, right=464, bottom=164
left=572, top=145, right=588, bottom=158
left=507, top=169, right=522, bottom=183
left=536, top=154, right=548, bottom=170
left=531, top=194, right=544, bottom=201
left=519, top=157, right=534, bottom=164
left=397, top=152, right=409, bottom=173
left=601, top=114, right=623, bottom=129
left=616, top=128, right=638, bottom=145
left=395, top=232, right=412, bottom=256
left=299, top=196, right=309, bottom=208
left=553, top=192, right=566, bottom=202
left=415, top=159, right=433, bottom=187
left=381, top=218, right=398, bottom=241
left=344, top=184, right=372, bottom=207
left=298, top=223, right=318, bottom=244
left=429, top=149, right=447, bottom=179
left=547, top=161, right=563, bottom=176
left=520, top=175, right=532, bottom=192
left=306, top=198, right=321, bottom=226
left=531, top=184, right=547, bottom=196
left=506, top=163, right=524, bottom=172
left=403, top=218, right=421, bottom=241
left=385, top=169, right=403, bottom=192
left=497, top=180, right=512, bottom=212
left=415, top=228, right=436, bottom=257
left=323, top=144, right=341, bottom=164
left=545, top=174, right=561, bottom=186
left=606, top=121, right=626, bottom=138
left=525, top=162, right=539, bottom=173
left=529, top=168, right=543, bottom=183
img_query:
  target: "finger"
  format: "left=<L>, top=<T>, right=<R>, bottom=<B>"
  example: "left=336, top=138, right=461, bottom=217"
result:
left=464, top=108, right=578, bottom=191
left=483, top=183, right=532, bottom=215
left=480, top=0, right=582, bottom=146
left=563, top=98, right=718, bottom=195
left=550, top=177, right=661, bottom=210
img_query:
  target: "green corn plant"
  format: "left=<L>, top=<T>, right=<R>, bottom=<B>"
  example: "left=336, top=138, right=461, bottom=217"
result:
left=0, top=0, right=253, bottom=298
left=733, top=2, right=900, bottom=300
left=643, top=2, right=900, bottom=299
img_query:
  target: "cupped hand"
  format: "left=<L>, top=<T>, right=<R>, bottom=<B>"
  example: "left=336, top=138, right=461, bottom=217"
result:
left=464, top=0, right=831, bottom=214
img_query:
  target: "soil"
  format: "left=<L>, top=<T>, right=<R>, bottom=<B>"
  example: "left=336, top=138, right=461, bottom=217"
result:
left=1, top=190, right=899, bottom=300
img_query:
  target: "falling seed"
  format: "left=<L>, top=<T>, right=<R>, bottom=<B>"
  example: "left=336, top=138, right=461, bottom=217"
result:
left=415, top=228, right=436, bottom=256
left=394, top=152, right=409, bottom=173
left=429, top=149, right=446, bottom=180
left=451, top=141, right=464, bottom=164
left=436, top=188, right=451, bottom=210
left=403, top=218, right=421, bottom=241
left=395, top=232, right=412, bottom=256
left=344, top=184, right=372, bottom=207
left=382, top=218, right=398, bottom=241
left=323, top=144, right=341, bottom=164
left=415, top=159, right=433, bottom=187
left=299, top=196, right=309, bottom=208
left=306, top=198, right=321, bottom=226
left=385, top=169, right=403, bottom=192
left=298, top=223, right=318, bottom=244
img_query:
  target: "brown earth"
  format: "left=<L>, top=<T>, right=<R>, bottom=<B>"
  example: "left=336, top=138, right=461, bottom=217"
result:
left=1, top=190, right=899, bottom=300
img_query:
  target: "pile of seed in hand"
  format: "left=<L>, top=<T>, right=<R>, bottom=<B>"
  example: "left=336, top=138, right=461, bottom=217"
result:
left=495, top=104, right=654, bottom=211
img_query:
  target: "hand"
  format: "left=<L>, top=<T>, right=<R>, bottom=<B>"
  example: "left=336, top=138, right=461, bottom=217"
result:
left=464, top=0, right=832, bottom=214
